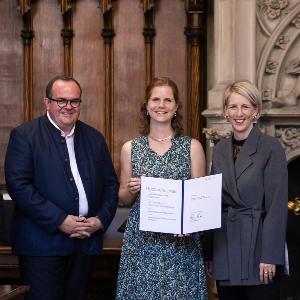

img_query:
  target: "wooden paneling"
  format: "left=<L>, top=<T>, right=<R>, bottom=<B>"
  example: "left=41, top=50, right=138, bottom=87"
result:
left=0, top=0, right=208, bottom=181
left=101, top=1, right=115, bottom=153
left=0, top=0, right=209, bottom=296
left=113, top=0, right=145, bottom=172
left=0, top=1, right=23, bottom=183
left=73, top=0, right=105, bottom=133
left=155, top=0, right=187, bottom=131
left=185, top=0, right=207, bottom=142
left=32, top=0, right=64, bottom=118
left=142, top=1, right=155, bottom=87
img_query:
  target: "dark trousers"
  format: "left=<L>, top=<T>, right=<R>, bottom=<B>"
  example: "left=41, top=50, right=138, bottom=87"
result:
left=19, top=250, right=93, bottom=300
left=217, top=277, right=281, bottom=300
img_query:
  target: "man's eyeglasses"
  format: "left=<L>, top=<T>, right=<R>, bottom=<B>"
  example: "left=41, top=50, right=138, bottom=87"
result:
left=48, top=97, right=82, bottom=108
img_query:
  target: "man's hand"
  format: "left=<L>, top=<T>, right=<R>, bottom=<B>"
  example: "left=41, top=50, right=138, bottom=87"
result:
left=59, top=215, right=87, bottom=235
left=69, top=217, right=103, bottom=239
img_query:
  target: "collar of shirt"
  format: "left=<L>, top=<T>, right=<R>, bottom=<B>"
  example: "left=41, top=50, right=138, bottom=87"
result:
left=46, top=111, right=75, bottom=138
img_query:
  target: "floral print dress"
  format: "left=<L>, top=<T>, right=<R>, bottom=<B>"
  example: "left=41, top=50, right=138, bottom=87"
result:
left=116, top=135, right=207, bottom=300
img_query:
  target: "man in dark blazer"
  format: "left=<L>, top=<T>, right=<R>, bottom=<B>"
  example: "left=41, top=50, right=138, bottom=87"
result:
left=5, top=75, right=119, bottom=300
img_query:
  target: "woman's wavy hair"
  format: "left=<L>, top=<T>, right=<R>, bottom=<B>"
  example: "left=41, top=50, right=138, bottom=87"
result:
left=140, top=77, right=183, bottom=135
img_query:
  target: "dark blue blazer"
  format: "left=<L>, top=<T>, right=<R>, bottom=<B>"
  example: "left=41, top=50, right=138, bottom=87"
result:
left=5, top=115, right=119, bottom=256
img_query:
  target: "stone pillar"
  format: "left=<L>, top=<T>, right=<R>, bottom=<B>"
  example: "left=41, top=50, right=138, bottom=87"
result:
left=203, top=0, right=257, bottom=171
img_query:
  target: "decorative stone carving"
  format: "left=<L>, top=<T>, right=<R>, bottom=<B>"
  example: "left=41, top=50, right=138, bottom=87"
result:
left=272, top=56, right=300, bottom=107
left=275, top=35, right=289, bottom=49
left=265, top=60, right=278, bottom=74
left=286, top=57, right=300, bottom=75
left=276, top=127, right=300, bottom=153
left=257, top=2, right=300, bottom=108
left=203, top=128, right=231, bottom=145
left=262, top=89, right=273, bottom=101
left=261, top=0, right=289, bottom=19
left=292, top=13, right=300, bottom=28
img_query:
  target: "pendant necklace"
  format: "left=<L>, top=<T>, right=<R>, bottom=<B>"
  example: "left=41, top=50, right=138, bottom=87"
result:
left=148, top=134, right=173, bottom=142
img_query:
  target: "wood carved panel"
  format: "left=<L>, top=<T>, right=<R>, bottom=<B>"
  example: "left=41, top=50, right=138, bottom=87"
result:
left=113, top=0, right=145, bottom=171
left=0, top=0, right=207, bottom=180
left=32, top=0, right=64, bottom=118
left=0, top=1, right=23, bottom=183
left=73, top=0, right=105, bottom=133
left=155, top=0, right=187, bottom=131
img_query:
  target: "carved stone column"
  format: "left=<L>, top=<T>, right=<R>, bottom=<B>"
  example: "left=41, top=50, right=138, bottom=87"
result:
left=141, top=0, right=156, bottom=87
left=59, top=1, right=73, bottom=76
left=100, top=1, right=115, bottom=154
left=19, top=0, right=34, bottom=122
left=202, top=0, right=256, bottom=172
left=185, top=0, right=207, bottom=142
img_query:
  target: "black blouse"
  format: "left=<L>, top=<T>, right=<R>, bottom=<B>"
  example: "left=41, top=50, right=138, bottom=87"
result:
left=232, top=136, right=246, bottom=162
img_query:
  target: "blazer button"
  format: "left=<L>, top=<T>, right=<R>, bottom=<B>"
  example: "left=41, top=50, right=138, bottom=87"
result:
left=69, top=177, right=74, bottom=182
left=64, top=158, right=68, bottom=163
left=74, top=196, right=79, bottom=202
left=60, top=139, right=65, bottom=144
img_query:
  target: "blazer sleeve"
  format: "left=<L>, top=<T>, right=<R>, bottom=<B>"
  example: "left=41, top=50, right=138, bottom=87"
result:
left=5, top=128, right=67, bottom=233
left=96, top=139, right=119, bottom=231
left=261, top=139, right=288, bottom=264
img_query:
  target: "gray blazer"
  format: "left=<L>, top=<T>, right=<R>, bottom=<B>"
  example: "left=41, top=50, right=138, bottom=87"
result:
left=210, top=125, right=288, bottom=285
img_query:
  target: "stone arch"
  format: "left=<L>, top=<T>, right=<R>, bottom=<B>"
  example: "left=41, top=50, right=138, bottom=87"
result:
left=257, top=2, right=300, bottom=107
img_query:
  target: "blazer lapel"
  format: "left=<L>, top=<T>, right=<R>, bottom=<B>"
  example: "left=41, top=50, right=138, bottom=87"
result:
left=235, top=125, right=260, bottom=180
left=221, top=138, right=241, bottom=205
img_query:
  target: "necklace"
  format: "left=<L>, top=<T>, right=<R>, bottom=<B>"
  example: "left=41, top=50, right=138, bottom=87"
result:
left=148, top=134, right=173, bottom=142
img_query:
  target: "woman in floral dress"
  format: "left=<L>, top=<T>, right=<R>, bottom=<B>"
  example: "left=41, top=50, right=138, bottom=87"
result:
left=116, top=77, right=207, bottom=300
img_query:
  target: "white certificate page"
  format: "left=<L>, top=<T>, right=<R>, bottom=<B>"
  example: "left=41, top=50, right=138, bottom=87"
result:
left=139, top=174, right=222, bottom=234
left=139, top=176, right=183, bottom=234
left=183, top=173, right=222, bottom=234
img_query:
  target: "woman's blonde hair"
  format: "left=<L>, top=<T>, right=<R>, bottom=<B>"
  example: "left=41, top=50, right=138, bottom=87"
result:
left=223, top=80, right=262, bottom=116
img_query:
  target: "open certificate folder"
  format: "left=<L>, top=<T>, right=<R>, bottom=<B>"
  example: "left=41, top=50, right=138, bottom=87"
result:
left=139, top=174, right=222, bottom=234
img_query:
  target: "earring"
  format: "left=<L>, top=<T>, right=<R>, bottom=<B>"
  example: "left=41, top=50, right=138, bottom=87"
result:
left=253, top=115, right=257, bottom=120
left=174, top=112, right=177, bottom=117
left=147, top=111, right=149, bottom=116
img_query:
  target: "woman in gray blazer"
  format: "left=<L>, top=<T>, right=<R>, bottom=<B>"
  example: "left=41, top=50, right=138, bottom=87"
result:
left=209, top=80, right=288, bottom=300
